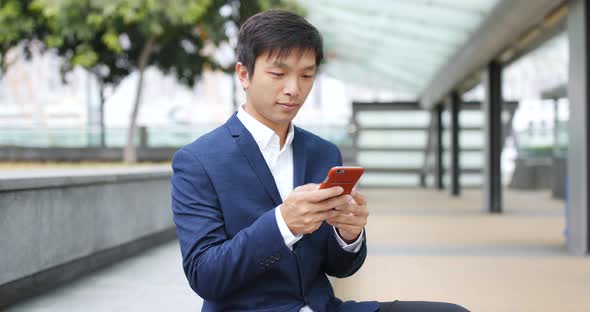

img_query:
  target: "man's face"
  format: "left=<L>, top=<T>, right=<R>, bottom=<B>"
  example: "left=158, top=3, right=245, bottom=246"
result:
left=238, top=49, right=317, bottom=131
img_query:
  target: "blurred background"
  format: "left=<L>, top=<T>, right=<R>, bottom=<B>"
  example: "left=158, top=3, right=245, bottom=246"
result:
left=1, top=1, right=588, bottom=311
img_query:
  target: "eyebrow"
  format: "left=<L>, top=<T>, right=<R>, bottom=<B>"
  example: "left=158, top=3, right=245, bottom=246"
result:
left=271, top=61, right=316, bottom=71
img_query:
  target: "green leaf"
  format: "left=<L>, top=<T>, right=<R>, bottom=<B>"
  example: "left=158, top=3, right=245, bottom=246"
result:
left=102, top=30, right=122, bottom=53
left=72, top=45, right=98, bottom=67
left=46, top=34, right=63, bottom=47
left=87, top=13, right=104, bottom=27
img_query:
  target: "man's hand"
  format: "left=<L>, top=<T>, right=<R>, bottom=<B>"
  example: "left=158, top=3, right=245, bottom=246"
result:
left=326, top=189, right=368, bottom=243
left=280, top=183, right=352, bottom=236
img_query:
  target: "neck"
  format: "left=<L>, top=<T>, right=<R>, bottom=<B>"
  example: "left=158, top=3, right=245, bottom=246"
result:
left=243, top=104, right=289, bottom=148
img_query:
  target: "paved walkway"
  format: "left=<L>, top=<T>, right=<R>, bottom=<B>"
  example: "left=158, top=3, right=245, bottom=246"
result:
left=7, top=241, right=202, bottom=312
left=9, top=188, right=590, bottom=312
left=332, top=188, right=590, bottom=312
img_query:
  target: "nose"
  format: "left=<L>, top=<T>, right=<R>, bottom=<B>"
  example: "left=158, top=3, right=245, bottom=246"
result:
left=283, top=76, right=300, bottom=98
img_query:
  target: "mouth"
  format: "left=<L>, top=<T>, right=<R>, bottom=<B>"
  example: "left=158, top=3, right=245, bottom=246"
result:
left=276, top=102, right=300, bottom=111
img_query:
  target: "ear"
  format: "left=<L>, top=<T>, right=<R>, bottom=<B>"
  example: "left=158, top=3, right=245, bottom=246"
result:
left=235, top=62, right=250, bottom=91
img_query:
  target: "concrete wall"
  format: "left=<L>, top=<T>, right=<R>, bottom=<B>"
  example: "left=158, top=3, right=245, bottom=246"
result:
left=0, top=166, right=174, bottom=304
left=508, top=158, right=553, bottom=190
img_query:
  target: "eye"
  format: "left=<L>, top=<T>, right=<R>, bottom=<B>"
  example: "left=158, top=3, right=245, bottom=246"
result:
left=302, top=75, right=314, bottom=79
left=269, top=72, right=284, bottom=77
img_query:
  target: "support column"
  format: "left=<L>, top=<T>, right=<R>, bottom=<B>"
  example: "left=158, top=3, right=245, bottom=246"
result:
left=483, top=61, right=503, bottom=213
left=567, top=0, right=590, bottom=255
left=434, top=105, right=444, bottom=190
left=449, top=92, right=461, bottom=196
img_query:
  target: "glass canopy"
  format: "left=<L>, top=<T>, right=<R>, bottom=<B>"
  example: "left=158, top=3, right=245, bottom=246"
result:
left=297, top=0, right=501, bottom=96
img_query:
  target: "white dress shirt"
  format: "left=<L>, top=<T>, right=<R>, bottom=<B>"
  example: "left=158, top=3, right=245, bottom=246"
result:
left=237, top=106, right=364, bottom=311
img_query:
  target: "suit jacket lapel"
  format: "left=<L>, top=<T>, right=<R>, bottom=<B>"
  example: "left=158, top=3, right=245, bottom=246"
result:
left=292, top=127, right=307, bottom=188
left=226, top=113, right=283, bottom=206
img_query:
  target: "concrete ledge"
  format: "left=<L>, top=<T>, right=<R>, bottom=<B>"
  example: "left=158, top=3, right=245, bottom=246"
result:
left=0, top=166, right=172, bottom=191
left=0, top=146, right=178, bottom=162
left=0, top=166, right=175, bottom=306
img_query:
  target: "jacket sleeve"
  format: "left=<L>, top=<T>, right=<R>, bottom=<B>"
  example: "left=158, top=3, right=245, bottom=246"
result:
left=322, top=145, right=368, bottom=278
left=171, top=148, right=287, bottom=301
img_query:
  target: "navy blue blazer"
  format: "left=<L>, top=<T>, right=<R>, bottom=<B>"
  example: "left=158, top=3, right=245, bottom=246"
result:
left=171, top=113, right=379, bottom=312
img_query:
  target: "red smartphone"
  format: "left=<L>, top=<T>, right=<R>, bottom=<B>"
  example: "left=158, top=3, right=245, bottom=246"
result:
left=319, top=166, right=365, bottom=195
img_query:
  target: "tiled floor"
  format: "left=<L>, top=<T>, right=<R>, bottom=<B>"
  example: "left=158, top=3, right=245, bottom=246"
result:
left=7, top=241, right=202, bottom=312
left=9, top=188, right=590, bottom=312
left=332, top=188, right=590, bottom=312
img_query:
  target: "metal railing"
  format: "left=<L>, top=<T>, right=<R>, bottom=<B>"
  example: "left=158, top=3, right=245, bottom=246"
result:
left=418, top=101, right=519, bottom=188
left=0, top=124, right=353, bottom=148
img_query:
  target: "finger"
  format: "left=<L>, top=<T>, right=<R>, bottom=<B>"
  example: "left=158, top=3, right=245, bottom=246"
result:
left=333, top=202, right=358, bottom=214
left=318, top=194, right=352, bottom=211
left=326, top=215, right=346, bottom=225
left=327, top=214, right=365, bottom=227
left=314, top=209, right=342, bottom=222
left=332, top=204, right=347, bottom=212
left=295, top=183, right=320, bottom=192
left=341, top=204, right=369, bottom=219
left=307, top=222, right=323, bottom=233
left=327, top=212, right=353, bottom=223
left=307, top=187, right=345, bottom=203
left=351, top=189, right=366, bottom=205
left=335, top=197, right=368, bottom=213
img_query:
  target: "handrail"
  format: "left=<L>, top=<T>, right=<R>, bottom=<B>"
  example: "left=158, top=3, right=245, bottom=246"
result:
left=418, top=101, right=519, bottom=188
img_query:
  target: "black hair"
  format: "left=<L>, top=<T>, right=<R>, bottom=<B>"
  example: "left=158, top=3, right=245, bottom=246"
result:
left=236, top=10, right=323, bottom=77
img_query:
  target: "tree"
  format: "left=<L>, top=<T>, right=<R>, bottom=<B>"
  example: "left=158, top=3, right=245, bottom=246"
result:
left=10, top=0, right=302, bottom=162
left=0, top=0, right=49, bottom=75
left=35, top=0, right=216, bottom=162
left=41, top=1, right=132, bottom=147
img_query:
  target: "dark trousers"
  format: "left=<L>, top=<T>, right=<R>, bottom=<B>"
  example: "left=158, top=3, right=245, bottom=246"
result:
left=378, top=301, right=470, bottom=312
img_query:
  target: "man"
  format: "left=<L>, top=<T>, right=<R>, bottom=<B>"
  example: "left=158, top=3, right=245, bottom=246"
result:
left=171, top=10, right=469, bottom=312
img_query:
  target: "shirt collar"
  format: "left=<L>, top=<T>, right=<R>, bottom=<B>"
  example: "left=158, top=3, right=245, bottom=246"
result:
left=237, top=104, right=294, bottom=150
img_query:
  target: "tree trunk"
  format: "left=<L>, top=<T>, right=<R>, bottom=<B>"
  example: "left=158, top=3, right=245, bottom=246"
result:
left=123, top=35, right=155, bottom=163
left=0, top=46, right=7, bottom=77
left=98, top=80, right=106, bottom=147
left=0, top=46, right=18, bottom=78
left=0, top=54, right=5, bottom=79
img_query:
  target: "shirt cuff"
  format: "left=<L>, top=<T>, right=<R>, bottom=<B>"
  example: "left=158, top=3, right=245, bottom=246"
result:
left=275, top=205, right=303, bottom=251
left=333, top=226, right=364, bottom=253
